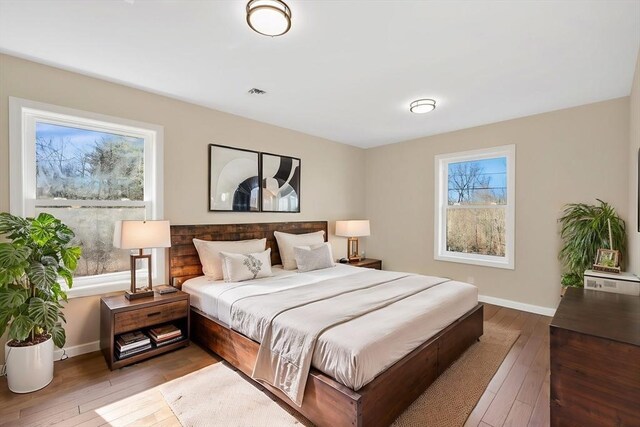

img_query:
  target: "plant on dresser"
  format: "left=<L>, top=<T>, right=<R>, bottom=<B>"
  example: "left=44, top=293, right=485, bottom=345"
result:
left=558, top=200, right=625, bottom=291
left=0, top=212, right=81, bottom=393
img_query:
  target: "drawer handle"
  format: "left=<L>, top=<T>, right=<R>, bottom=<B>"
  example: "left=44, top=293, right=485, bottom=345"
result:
left=147, top=311, right=161, bottom=317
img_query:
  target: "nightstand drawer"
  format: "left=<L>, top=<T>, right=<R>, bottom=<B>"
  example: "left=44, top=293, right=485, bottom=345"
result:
left=349, top=258, right=382, bottom=270
left=361, top=261, right=382, bottom=270
left=114, top=300, right=188, bottom=334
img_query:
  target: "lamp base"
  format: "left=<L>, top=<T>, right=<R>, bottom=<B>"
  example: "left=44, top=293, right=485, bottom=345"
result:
left=126, top=250, right=154, bottom=300
left=125, top=289, right=155, bottom=300
left=346, top=237, right=361, bottom=263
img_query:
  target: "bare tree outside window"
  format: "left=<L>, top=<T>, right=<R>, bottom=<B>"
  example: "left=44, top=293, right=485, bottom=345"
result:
left=35, top=123, right=145, bottom=277
left=446, top=158, right=507, bottom=256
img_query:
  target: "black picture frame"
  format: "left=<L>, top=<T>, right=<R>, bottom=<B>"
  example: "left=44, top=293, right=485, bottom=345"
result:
left=260, top=152, right=301, bottom=213
left=208, top=144, right=261, bottom=212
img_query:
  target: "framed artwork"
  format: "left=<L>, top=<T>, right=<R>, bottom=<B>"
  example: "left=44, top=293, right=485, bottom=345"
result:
left=637, top=148, right=639, bottom=232
left=593, top=248, right=621, bottom=273
left=208, top=144, right=260, bottom=212
left=260, top=152, right=301, bottom=213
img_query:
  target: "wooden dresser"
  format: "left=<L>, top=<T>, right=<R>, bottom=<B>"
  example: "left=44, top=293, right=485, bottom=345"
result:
left=550, top=288, right=640, bottom=426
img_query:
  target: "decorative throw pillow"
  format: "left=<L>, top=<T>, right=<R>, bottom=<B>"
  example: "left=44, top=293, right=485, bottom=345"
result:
left=274, top=230, right=325, bottom=270
left=294, top=243, right=335, bottom=273
left=220, top=248, right=273, bottom=282
left=193, top=238, right=267, bottom=279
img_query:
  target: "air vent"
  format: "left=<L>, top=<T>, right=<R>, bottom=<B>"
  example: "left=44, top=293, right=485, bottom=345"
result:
left=248, top=88, right=267, bottom=95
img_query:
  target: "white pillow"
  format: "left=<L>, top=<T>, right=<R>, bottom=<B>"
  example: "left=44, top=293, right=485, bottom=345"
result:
left=274, top=230, right=325, bottom=270
left=193, top=238, right=267, bottom=279
left=220, top=248, right=273, bottom=282
left=294, top=243, right=335, bottom=273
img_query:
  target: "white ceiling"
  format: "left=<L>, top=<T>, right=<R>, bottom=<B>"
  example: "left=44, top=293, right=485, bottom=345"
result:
left=1, top=0, right=639, bottom=148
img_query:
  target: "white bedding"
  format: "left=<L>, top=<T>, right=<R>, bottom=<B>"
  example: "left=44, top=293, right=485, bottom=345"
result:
left=182, top=264, right=477, bottom=393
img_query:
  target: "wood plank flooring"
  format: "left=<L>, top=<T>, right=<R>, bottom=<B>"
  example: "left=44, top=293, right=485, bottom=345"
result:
left=0, top=304, right=551, bottom=426
left=465, top=304, right=552, bottom=427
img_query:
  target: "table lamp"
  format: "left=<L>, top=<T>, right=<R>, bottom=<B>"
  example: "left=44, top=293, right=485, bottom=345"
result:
left=113, top=220, right=171, bottom=300
left=335, top=220, right=370, bottom=262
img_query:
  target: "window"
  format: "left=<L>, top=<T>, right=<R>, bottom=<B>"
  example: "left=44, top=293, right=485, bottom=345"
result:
left=9, top=97, right=164, bottom=297
left=434, top=145, right=515, bottom=269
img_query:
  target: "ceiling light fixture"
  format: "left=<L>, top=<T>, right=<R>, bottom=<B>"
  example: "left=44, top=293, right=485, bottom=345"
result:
left=246, top=0, right=292, bottom=37
left=409, top=98, right=436, bottom=114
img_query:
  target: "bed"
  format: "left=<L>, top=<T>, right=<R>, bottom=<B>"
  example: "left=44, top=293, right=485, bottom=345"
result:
left=169, top=221, right=483, bottom=427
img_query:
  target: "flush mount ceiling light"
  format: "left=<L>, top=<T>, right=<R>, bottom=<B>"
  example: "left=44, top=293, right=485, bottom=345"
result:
left=409, top=98, right=436, bottom=114
left=246, top=0, right=292, bottom=37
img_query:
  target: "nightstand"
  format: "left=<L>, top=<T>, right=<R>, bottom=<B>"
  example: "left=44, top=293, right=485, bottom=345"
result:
left=100, top=290, right=190, bottom=370
left=349, top=258, right=382, bottom=270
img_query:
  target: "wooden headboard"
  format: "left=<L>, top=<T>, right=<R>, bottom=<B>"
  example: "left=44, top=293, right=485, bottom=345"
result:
left=169, top=221, right=328, bottom=287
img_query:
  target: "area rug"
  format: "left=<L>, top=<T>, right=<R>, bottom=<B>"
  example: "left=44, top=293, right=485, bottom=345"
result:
left=159, top=322, right=519, bottom=427
left=391, top=322, right=520, bottom=427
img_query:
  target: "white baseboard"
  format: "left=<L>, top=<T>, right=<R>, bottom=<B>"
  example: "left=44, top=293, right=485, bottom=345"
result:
left=478, top=294, right=557, bottom=317
left=54, top=340, right=100, bottom=361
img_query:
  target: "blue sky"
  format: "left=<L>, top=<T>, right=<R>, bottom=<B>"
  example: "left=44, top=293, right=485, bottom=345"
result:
left=447, top=156, right=507, bottom=204
left=448, top=157, right=507, bottom=190
left=36, top=122, right=143, bottom=154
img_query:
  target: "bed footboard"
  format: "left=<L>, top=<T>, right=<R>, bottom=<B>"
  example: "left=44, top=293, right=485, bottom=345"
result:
left=191, top=303, right=483, bottom=427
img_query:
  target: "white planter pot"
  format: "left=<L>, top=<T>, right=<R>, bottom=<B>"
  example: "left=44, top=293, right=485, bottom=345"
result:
left=4, top=336, right=54, bottom=393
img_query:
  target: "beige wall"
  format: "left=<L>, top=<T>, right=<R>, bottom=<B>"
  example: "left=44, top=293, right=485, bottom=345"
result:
left=0, top=54, right=366, bottom=357
left=628, top=50, right=640, bottom=275
left=365, top=98, right=630, bottom=310
left=0, top=51, right=636, bottom=360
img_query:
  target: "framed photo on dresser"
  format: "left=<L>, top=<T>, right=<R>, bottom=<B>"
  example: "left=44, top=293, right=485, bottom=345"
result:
left=260, top=152, right=301, bottom=213
left=208, top=144, right=261, bottom=212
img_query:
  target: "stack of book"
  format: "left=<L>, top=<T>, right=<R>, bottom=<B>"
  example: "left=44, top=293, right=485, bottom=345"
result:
left=116, top=331, right=151, bottom=360
left=148, top=324, right=183, bottom=347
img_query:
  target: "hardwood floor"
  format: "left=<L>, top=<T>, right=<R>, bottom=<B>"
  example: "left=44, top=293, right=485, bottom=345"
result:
left=0, top=304, right=551, bottom=427
left=465, top=304, right=552, bottom=427
left=0, top=345, right=220, bottom=427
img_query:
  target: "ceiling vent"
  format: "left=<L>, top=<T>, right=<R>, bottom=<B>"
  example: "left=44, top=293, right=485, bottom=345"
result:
left=248, top=88, right=267, bottom=95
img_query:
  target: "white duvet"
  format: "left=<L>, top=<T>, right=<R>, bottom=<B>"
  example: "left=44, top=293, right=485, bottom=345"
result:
left=183, top=264, right=477, bottom=400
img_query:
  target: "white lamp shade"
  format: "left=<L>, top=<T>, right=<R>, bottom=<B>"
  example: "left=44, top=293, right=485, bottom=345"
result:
left=113, top=220, right=171, bottom=249
left=335, top=220, right=370, bottom=237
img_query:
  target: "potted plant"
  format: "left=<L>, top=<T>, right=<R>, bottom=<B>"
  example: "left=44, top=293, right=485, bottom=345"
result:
left=558, top=199, right=626, bottom=294
left=0, top=212, right=81, bottom=393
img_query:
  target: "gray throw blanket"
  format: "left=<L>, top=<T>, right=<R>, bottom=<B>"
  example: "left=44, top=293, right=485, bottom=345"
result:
left=230, top=269, right=450, bottom=406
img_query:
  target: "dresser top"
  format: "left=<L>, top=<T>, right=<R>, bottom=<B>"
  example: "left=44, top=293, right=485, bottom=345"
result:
left=551, top=288, right=640, bottom=347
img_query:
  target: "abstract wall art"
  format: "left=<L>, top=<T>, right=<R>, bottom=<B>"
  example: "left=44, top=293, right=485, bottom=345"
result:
left=208, top=144, right=261, bottom=212
left=260, top=152, right=301, bottom=213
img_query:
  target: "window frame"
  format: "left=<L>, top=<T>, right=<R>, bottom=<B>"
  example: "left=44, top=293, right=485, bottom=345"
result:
left=434, top=144, right=515, bottom=270
left=9, top=97, right=165, bottom=298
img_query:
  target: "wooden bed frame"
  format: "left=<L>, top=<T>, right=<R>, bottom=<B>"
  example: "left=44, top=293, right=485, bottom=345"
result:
left=169, top=221, right=483, bottom=427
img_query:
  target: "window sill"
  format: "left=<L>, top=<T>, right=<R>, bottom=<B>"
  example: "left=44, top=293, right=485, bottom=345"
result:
left=65, top=280, right=130, bottom=299
left=435, top=252, right=514, bottom=270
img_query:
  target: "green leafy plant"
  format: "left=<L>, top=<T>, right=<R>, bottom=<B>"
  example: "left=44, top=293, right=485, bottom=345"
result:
left=0, top=212, right=81, bottom=348
left=560, top=272, right=583, bottom=288
left=558, top=200, right=626, bottom=287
